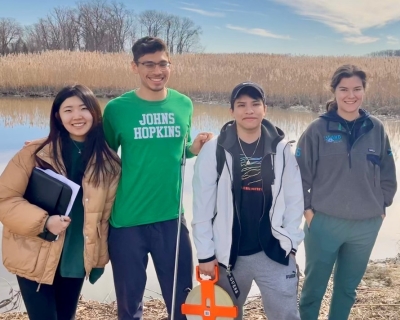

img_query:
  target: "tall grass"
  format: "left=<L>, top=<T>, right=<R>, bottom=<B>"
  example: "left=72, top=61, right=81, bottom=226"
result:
left=1, top=51, right=400, bottom=110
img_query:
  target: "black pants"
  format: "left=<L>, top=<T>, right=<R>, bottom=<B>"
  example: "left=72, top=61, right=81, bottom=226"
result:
left=17, top=272, right=84, bottom=320
left=109, top=217, right=193, bottom=320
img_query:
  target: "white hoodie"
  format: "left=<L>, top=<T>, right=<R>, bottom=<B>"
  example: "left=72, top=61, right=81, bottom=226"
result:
left=192, top=124, right=304, bottom=269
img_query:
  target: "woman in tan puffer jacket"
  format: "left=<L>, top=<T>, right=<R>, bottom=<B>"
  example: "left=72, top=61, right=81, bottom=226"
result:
left=0, top=85, right=121, bottom=320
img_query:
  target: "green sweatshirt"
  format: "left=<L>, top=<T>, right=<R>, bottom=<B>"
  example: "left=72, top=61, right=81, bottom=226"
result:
left=103, top=89, right=195, bottom=227
left=58, top=138, right=104, bottom=283
left=59, top=139, right=85, bottom=278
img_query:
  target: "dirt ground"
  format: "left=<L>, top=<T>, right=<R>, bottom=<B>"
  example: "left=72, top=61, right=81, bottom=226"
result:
left=0, top=256, right=399, bottom=320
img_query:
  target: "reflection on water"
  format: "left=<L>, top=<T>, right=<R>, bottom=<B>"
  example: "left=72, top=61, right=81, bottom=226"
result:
left=0, top=97, right=399, bottom=308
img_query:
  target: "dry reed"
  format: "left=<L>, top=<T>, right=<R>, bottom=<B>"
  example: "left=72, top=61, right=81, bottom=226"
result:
left=0, top=258, right=399, bottom=320
left=1, top=52, right=400, bottom=112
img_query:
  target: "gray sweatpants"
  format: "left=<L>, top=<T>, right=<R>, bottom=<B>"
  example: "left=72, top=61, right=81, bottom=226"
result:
left=217, top=251, right=300, bottom=320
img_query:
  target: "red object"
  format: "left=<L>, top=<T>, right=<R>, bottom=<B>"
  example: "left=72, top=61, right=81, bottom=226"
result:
left=181, top=266, right=238, bottom=319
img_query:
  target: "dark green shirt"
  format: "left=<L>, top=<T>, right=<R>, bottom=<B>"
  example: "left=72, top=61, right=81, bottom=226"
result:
left=59, top=138, right=85, bottom=278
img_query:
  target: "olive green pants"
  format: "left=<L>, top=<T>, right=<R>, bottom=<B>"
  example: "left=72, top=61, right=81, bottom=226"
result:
left=299, top=211, right=382, bottom=320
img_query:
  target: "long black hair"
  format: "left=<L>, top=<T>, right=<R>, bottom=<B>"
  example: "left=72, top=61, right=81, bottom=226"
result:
left=326, top=64, right=367, bottom=112
left=36, top=85, right=120, bottom=187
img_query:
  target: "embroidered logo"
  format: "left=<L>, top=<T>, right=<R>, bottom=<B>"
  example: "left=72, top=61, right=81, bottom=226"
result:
left=368, top=148, right=376, bottom=153
left=295, top=147, right=301, bottom=157
left=324, top=135, right=342, bottom=143
left=388, top=148, right=393, bottom=156
left=286, top=271, right=297, bottom=279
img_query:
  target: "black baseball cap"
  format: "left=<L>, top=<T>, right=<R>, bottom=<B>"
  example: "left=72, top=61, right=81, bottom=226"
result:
left=230, top=81, right=266, bottom=109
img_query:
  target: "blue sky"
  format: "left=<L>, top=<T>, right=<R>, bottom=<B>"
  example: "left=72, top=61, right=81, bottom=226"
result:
left=2, top=0, right=400, bottom=55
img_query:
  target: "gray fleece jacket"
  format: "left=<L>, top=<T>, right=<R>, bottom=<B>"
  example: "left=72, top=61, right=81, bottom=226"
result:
left=296, top=109, right=397, bottom=220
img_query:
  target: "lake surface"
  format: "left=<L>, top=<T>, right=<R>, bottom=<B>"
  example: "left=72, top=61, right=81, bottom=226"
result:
left=0, top=97, right=399, bottom=311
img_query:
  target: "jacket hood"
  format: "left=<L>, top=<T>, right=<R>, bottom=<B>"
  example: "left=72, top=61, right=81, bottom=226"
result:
left=217, top=119, right=285, bottom=154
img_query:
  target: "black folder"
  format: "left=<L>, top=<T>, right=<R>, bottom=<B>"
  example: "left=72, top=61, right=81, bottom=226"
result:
left=24, top=168, right=73, bottom=241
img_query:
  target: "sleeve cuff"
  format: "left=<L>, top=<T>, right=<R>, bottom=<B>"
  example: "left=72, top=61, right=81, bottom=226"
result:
left=89, top=268, right=105, bottom=284
left=185, top=145, right=196, bottom=158
left=198, top=255, right=216, bottom=263
left=42, top=215, right=50, bottom=233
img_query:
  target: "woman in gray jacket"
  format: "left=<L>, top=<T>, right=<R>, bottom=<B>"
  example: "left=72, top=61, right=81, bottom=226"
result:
left=296, top=64, right=397, bottom=320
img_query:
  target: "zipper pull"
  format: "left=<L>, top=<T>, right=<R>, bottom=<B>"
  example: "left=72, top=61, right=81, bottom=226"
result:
left=226, top=265, right=232, bottom=276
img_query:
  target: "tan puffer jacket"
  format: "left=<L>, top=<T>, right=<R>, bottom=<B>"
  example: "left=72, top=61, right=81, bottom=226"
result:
left=0, top=139, right=120, bottom=287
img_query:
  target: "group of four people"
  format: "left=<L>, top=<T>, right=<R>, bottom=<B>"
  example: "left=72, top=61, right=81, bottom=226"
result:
left=0, top=36, right=396, bottom=320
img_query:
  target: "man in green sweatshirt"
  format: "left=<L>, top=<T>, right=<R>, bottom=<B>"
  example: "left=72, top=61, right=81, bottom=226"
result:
left=103, top=36, right=212, bottom=320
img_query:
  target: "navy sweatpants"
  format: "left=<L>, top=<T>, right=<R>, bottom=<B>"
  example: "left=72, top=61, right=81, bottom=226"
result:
left=109, top=217, right=193, bottom=320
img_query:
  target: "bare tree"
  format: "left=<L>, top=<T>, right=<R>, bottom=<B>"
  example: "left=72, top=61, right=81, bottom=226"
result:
left=164, top=14, right=179, bottom=54
left=77, top=0, right=109, bottom=51
left=174, top=17, right=202, bottom=54
left=137, top=12, right=202, bottom=54
left=3, top=1, right=203, bottom=54
left=24, top=24, right=44, bottom=52
left=138, top=10, right=167, bottom=38
left=34, top=18, right=52, bottom=50
left=0, top=18, right=23, bottom=55
left=127, top=19, right=138, bottom=50
left=44, top=12, right=63, bottom=50
left=9, top=37, right=28, bottom=54
left=24, top=7, right=79, bottom=52
left=105, top=1, right=135, bottom=52
left=48, top=7, right=80, bottom=51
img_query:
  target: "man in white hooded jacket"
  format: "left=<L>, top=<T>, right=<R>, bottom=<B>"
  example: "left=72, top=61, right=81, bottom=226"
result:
left=192, top=82, right=304, bottom=320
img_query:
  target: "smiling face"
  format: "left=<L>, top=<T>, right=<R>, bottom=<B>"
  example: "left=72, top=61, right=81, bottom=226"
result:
left=334, top=76, right=365, bottom=120
left=58, top=96, right=93, bottom=142
left=132, top=50, right=171, bottom=96
left=231, top=94, right=266, bottom=132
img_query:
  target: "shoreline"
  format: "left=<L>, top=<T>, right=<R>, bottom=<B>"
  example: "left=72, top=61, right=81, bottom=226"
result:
left=0, top=255, right=399, bottom=319
left=1, top=90, right=400, bottom=119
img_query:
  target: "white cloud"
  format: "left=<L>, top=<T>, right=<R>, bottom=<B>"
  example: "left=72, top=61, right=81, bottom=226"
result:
left=273, top=0, right=400, bottom=34
left=344, top=36, right=380, bottom=44
left=215, top=8, right=269, bottom=17
left=180, top=7, right=225, bottom=17
left=179, top=1, right=197, bottom=6
left=387, top=35, right=399, bottom=45
left=220, top=1, right=240, bottom=6
left=226, top=24, right=291, bottom=39
left=272, top=0, right=400, bottom=43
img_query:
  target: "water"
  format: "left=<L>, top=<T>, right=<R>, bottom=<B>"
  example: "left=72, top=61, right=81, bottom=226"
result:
left=0, top=97, right=399, bottom=310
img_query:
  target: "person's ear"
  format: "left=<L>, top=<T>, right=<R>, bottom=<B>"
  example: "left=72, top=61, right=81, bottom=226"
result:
left=131, top=61, right=138, bottom=74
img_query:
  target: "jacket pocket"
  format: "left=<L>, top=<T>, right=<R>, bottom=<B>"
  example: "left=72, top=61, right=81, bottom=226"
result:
left=93, top=220, right=106, bottom=267
left=2, top=231, right=50, bottom=277
left=367, top=154, right=381, bottom=187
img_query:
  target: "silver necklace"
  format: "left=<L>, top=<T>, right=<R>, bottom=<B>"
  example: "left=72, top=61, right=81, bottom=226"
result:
left=345, top=118, right=357, bottom=134
left=72, top=140, right=82, bottom=154
left=238, top=135, right=261, bottom=165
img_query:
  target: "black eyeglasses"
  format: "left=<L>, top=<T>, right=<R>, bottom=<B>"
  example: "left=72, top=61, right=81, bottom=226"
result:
left=136, top=61, right=171, bottom=70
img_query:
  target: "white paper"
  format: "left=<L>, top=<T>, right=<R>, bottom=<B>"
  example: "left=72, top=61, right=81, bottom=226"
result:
left=35, top=167, right=81, bottom=216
